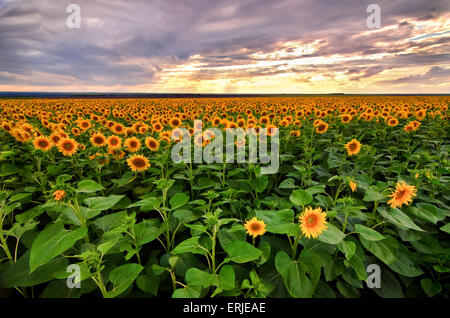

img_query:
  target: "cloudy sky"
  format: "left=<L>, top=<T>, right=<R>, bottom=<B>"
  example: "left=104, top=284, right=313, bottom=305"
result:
left=0, top=0, right=449, bottom=93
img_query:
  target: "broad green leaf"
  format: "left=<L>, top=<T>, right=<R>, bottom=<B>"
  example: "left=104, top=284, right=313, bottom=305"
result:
left=185, top=268, right=218, bottom=288
left=289, top=189, right=313, bottom=206
left=388, top=251, right=423, bottom=277
left=317, top=223, right=345, bottom=245
left=255, top=209, right=296, bottom=235
left=363, top=186, right=384, bottom=202
left=172, top=236, right=207, bottom=256
left=105, top=263, right=143, bottom=298
left=279, top=178, right=296, bottom=189
left=224, top=241, right=262, bottom=263
left=169, top=193, right=190, bottom=210
left=440, top=223, right=450, bottom=234
left=338, top=240, right=356, bottom=261
left=378, top=207, right=424, bottom=231
left=134, top=219, right=161, bottom=246
left=172, top=286, right=201, bottom=298
left=421, top=278, right=442, bottom=297
left=76, top=179, right=104, bottom=193
left=218, top=265, right=235, bottom=290
left=360, top=236, right=398, bottom=265
left=274, top=250, right=313, bottom=298
left=408, top=203, right=446, bottom=224
left=30, top=223, right=88, bottom=272
left=1, top=251, right=68, bottom=288
left=373, top=270, right=404, bottom=298
left=355, top=224, right=385, bottom=241
left=84, top=194, right=125, bottom=212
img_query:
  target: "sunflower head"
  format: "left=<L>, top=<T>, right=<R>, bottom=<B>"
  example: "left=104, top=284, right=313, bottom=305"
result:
left=244, top=217, right=267, bottom=238
left=124, top=137, right=141, bottom=153
left=127, top=154, right=150, bottom=172
left=299, top=207, right=328, bottom=239
left=387, top=181, right=417, bottom=208
left=58, top=137, right=78, bottom=156
left=52, top=189, right=66, bottom=201
left=33, top=136, right=52, bottom=151
left=345, top=139, right=362, bottom=156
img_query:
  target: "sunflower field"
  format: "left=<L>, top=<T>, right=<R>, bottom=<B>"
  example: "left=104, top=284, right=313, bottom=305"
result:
left=0, top=96, right=449, bottom=298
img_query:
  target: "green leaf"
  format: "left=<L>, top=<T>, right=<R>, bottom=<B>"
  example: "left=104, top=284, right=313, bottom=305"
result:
left=388, top=251, right=423, bottom=277
left=440, top=223, right=450, bottom=234
left=84, top=194, right=125, bottom=212
left=92, top=211, right=129, bottom=232
left=255, top=209, right=296, bottom=235
left=378, top=207, right=424, bottom=231
left=128, top=197, right=162, bottom=212
left=363, top=186, right=385, bottom=202
left=172, top=286, right=201, bottom=298
left=274, top=250, right=313, bottom=298
left=30, top=223, right=88, bottom=272
left=105, top=263, right=143, bottom=298
left=355, top=224, right=385, bottom=241
left=1, top=251, right=68, bottom=288
left=279, top=178, right=296, bottom=189
left=134, top=219, right=161, bottom=246
left=373, top=270, right=403, bottom=298
left=360, top=236, right=398, bottom=265
left=76, top=179, right=104, bottom=193
left=185, top=268, right=218, bottom=288
left=408, top=203, right=446, bottom=224
left=317, top=223, right=345, bottom=245
left=289, top=189, right=313, bottom=206
left=169, top=193, right=190, bottom=210
left=421, top=278, right=442, bottom=297
left=218, top=265, right=235, bottom=290
left=224, top=241, right=262, bottom=263
left=254, top=175, right=269, bottom=193
left=0, top=163, right=19, bottom=176
left=338, top=240, right=356, bottom=261
left=172, top=236, right=207, bottom=256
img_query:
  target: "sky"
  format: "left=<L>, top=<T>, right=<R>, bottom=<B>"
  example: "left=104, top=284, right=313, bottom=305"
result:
left=0, top=0, right=449, bottom=94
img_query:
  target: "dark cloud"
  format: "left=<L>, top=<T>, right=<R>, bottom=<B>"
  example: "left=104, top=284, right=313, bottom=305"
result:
left=0, top=0, right=448, bottom=90
left=380, top=66, right=450, bottom=84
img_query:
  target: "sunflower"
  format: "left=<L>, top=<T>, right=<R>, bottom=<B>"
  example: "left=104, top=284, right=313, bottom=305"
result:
left=387, top=181, right=417, bottom=208
left=145, top=137, right=160, bottom=151
left=127, top=154, right=150, bottom=172
left=315, top=121, right=329, bottom=134
left=107, top=135, right=122, bottom=150
left=33, top=136, right=52, bottom=151
left=244, top=217, right=266, bottom=238
left=50, top=133, right=62, bottom=146
left=58, top=137, right=78, bottom=156
left=112, top=123, right=125, bottom=134
left=299, top=207, right=328, bottom=239
left=340, top=114, right=352, bottom=123
left=78, top=119, right=91, bottom=130
left=153, top=122, right=164, bottom=133
left=345, top=139, right=362, bottom=156
left=349, top=180, right=357, bottom=192
left=169, top=117, right=181, bottom=128
left=387, top=117, right=399, bottom=127
left=52, top=189, right=66, bottom=201
left=124, top=137, right=141, bottom=152
left=90, top=133, right=107, bottom=147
